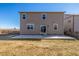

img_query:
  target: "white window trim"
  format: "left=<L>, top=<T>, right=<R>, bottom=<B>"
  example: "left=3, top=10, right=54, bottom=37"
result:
left=40, top=25, right=46, bottom=28
left=22, top=13, right=29, bottom=20
left=26, top=23, right=35, bottom=31
left=53, top=23, right=58, bottom=31
left=41, top=13, right=47, bottom=20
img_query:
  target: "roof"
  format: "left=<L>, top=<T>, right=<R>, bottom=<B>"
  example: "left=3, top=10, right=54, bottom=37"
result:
left=19, top=11, right=65, bottom=13
left=65, top=14, right=79, bottom=16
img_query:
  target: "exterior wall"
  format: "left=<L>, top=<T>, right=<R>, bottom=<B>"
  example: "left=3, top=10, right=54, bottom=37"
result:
left=46, top=13, right=64, bottom=34
left=74, top=15, right=79, bottom=33
left=64, top=14, right=79, bottom=37
left=20, top=12, right=64, bottom=35
left=64, top=14, right=74, bottom=34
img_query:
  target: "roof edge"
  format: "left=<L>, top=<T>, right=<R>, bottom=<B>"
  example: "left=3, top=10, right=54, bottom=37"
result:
left=19, top=11, right=65, bottom=13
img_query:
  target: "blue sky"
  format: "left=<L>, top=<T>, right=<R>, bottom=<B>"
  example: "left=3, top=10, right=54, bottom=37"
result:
left=0, top=3, right=79, bottom=29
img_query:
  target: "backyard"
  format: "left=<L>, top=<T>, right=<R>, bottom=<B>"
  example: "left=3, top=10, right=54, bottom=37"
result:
left=0, top=39, right=78, bottom=56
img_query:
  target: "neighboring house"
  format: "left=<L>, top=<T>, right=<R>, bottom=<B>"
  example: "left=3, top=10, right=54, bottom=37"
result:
left=72, top=15, right=79, bottom=35
left=19, top=12, right=64, bottom=35
left=64, top=14, right=74, bottom=35
left=64, top=14, right=79, bottom=36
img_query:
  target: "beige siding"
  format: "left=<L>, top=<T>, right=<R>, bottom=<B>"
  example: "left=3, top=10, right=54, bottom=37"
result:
left=64, top=14, right=74, bottom=33
left=20, top=12, right=64, bottom=35
left=74, top=15, right=79, bottom=32
left=46, top=14, right=64, bottom=34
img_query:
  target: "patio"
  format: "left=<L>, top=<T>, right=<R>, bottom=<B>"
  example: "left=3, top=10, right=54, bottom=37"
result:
left=12, top=35, right=76, bottom=39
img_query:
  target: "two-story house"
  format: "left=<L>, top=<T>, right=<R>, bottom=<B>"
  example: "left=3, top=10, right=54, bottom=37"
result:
left=64, top=14, right=79, bottom=36
left=19, top=12, right=64, bottom=35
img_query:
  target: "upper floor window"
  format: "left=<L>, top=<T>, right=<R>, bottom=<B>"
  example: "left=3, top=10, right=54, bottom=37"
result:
left=23, top=14, right=26, bottom=19
left=22, top=13, right=29, bottom=20
left=41, top=13, right=47, bottom=20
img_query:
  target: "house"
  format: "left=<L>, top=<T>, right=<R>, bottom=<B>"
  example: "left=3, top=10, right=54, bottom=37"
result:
left=64, top=14, right=74, bottom=35
left=19, top=12, right=64, bottom=35
left=73, top=15, right=79, bottom=35
left=64, top=14, right=79, bottom=36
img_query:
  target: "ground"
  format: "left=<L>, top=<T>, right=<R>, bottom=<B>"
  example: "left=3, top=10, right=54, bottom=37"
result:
left=0, top=39, right=79, bottom=56
left=0, top=35, right=78, bottom=56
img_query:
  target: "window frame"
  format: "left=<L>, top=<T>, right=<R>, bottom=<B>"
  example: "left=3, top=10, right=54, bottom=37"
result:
left=22, top=13, right=29, bottom=20
left=53, top=23, right=58, bottom=31
left=22, top=14, right=26, bottom=19
left=41, top=13, right=47, bottom=20
left=26, top=24, right=35, bottom=31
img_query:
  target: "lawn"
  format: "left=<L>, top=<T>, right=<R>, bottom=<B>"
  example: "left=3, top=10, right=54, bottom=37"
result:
left=0, top=39, right=78, bottom=56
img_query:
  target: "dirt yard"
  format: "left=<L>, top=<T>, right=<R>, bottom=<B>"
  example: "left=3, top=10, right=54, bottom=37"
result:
left=0, top=39, right=78, bottom=56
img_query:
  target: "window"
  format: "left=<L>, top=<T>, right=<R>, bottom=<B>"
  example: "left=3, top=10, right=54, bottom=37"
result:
left=42, top=14, right=46, bottom=19
left=41, top=13, right=47, bottom=20
left=22, top=14, right=29, bottom=20
left=23, top=14, right=26, bottom=19
left=69, top=28, right=71, bottom=32
left=27, top=24, right=34, bottom=31
left=53, top=23, right=58, bottom=31
left=68, top=20, right=71, bottom=23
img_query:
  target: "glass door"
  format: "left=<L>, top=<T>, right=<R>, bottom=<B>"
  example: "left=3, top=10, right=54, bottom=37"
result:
left=40, top=25, right=47, bottom=34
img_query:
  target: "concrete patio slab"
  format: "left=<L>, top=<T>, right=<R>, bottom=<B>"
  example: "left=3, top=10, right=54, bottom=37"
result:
left=12, top=35, right=76, bottom=39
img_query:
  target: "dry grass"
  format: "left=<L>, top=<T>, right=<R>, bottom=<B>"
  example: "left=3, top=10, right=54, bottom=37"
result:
left=0, top=39, right=78, bottom=56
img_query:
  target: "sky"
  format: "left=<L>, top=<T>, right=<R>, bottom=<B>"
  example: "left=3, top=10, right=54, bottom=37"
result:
left=0, top=3, right=79, bottom=29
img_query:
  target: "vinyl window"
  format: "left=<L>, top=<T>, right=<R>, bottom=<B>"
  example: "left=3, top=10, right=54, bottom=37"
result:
left=41, top=13, right=47, bottom=20
left=53, top=23, right=58, bottom=31
left=27, top=24, right=34, bottom=31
